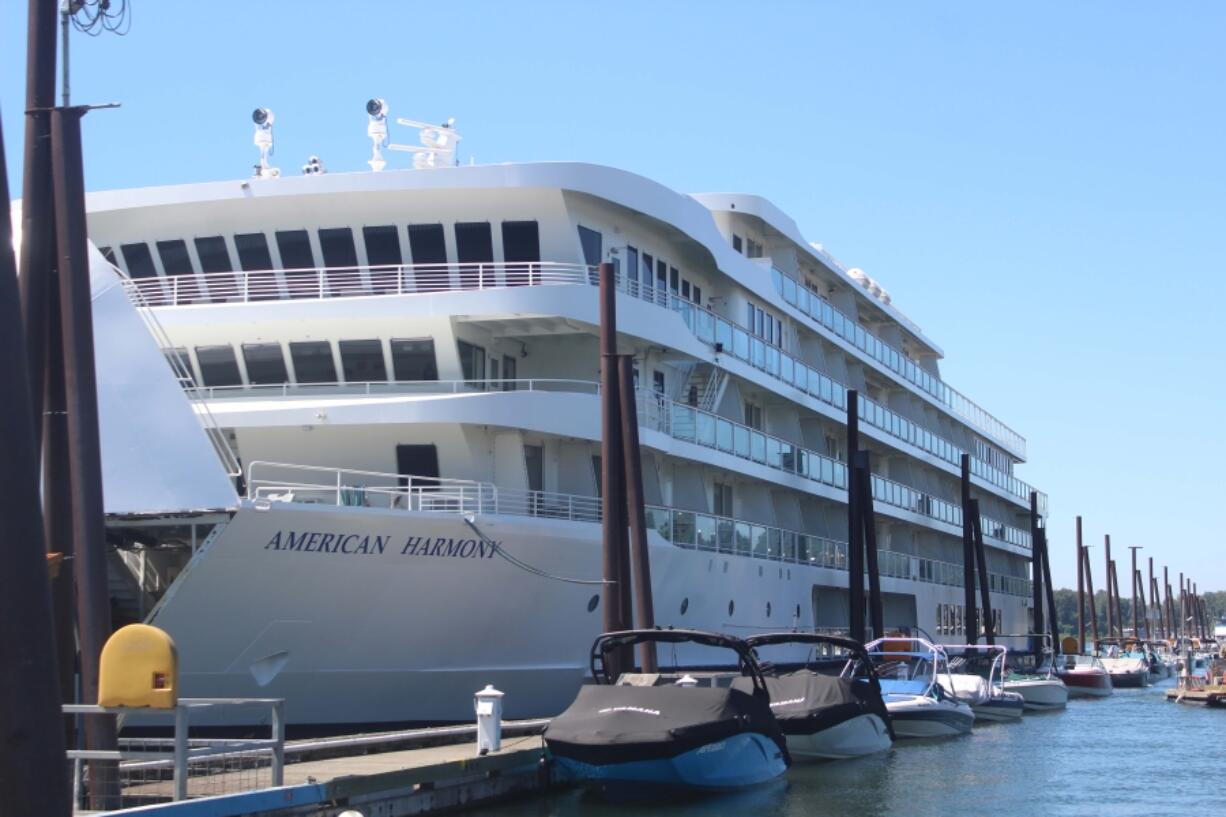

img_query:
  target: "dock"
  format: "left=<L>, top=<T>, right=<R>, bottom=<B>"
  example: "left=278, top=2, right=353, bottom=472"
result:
left=98, top=727, right=552, bottom=817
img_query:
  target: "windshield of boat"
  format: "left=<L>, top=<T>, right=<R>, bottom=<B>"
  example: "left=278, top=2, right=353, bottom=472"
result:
left=748, top=639, right=873, bottom=681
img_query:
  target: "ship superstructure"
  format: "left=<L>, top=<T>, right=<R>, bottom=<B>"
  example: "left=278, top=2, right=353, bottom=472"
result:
left=83, top=148, right=1045, bottom=726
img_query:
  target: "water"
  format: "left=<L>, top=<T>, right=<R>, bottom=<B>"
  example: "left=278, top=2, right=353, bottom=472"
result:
left=489, top=681, right=1226, bottom=817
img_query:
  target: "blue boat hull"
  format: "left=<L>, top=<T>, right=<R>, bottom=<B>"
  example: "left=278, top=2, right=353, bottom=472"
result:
left=552, top=732, right=788, bottom=798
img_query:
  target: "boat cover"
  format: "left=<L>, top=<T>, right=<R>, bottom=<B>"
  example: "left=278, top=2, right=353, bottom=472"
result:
left=733, top=671, right=890, bottom=736
left=544, top=683, right=786, bottom=765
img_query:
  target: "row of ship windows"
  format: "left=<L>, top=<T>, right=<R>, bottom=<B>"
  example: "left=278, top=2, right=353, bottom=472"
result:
left=935, top=603, right=1003, bottom=637
left=101, top=221, right=542, bottom=280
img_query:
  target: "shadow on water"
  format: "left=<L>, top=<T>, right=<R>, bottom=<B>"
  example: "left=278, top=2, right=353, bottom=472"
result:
left=492, top=679, right=1226, bottom=817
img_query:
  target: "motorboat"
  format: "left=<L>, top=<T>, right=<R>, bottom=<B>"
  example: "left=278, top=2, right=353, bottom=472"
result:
left=543, top=629, right=789, bottom=798
left=1057, top=654, right=1114, bottom=698
left=996, top=633, right=1068, bottom=711
left=865, top=637, right=974, bottom=738
left=1166, top=645, right=1226, bottom=706
left=741, top=633, right=892, bottom=760
left=945, top=645, right=1025, bottom=722
left=1095, top=639, right=1150, bottom=688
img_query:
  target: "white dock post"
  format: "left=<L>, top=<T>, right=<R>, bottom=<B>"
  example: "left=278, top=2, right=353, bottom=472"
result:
left=172, top=704, right=188, bottom=801
left=474, top=685, right=504, bottom=756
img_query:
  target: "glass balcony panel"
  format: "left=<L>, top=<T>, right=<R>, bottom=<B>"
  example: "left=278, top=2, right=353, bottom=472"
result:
left=735, top=522, right=752, bottom=555
left=768, top=528, right=782, bottom=559
left=695, top=309, right=715, bottom=344
left=733, top=328, right=750, bottom=360
left=798, top=288, right=810, bottom=314
left=716, top=319, right=733, bottom=351
left=783, top=531, right=796, bottom=561
left=781, top=355, right=794, bottom=385
left=645, top=506, right=670, bottom=542
left=717, top=519, right=735, bottom=552
left=717, top=418, right=734, bottom=452
left=671, top=404, right=696, bottom=441
left=797, top=534, right=810, bottom=563
left=696, top=410, right=716, bottom=447
left=695, top=514, right=716, bottom=550
left=752, top=526, right=769, bottom=558
left=750, top=431, right=766, bottom=463
left=820, top=458, right=834, bottom=485
left=672, top=511, right=696, bottom=548
left=734, top=425, right=750, bottom=458
left=783, top=275, right=797, bottom=304
left=765, top=346, right=779, bottom=376
left=751, top=337, right=766, bottom=369
left=766, top=437, right=782, bottom=468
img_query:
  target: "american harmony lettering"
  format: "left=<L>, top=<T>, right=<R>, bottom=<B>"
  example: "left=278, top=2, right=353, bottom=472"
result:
left=263, top=530, right=498, bottom=559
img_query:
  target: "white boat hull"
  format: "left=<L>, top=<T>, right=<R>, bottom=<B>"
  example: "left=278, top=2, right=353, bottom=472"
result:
left=1001, top=679, right=1068, bottom=711
left=970, top=692, right=1025, bottom=722
left=884, top=696, right=974, bottom=738
left=784, top=714, right=892, bottom=760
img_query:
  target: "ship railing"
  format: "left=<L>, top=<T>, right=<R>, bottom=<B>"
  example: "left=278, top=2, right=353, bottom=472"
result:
left=242, top=460, right=1032, bottom=598
left=121, top=261, right=596, bottom=307
left=124, top=257, right=1040, bottom=510
left=187, top=378, right=601, bottom=400
left=665, top=294, right=1044, bottom=511
left=191, top=381, right=1026, bottom=548
left=635, top=390, right=1031, bottom=552
left=769, top=266, right=1027, bottom=460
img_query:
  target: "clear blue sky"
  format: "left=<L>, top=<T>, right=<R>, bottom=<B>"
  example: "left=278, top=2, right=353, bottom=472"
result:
left=4, top=2, right=1223, bottom=591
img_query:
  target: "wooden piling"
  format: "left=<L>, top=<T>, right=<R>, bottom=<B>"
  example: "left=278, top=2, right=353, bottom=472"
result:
left=970, top=499, right=994, bottom=645
left=961, top=456, right=979, bottom=643
left=616, top=355, right=655, bottom=672
left=0, top=105, right=72, bottom=817
left=846, top=390, right=865, bottom=642
left=597, top=263, right=630, bottom=672
left=1029, top=492, right=1043, bottom=653
left=1104, top=536, right=1114, bottom=638
left=1076, top=517, right=1085, bottom=653
left=1082, top=545, right=1100, bottom=645
left=854, top=452, right=884, bottom=641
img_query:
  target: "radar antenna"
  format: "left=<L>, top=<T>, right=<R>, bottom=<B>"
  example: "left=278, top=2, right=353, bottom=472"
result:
left=389, top=116, right=461, bottom=169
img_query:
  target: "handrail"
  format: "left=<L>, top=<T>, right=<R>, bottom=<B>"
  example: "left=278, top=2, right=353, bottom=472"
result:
left=188, top=378, right=600, bottom=400
left=242, top=460, right=1032, bottom=597
left=770, top=266, right=1026, bottom=459
left=666, top=293, right=1044, bottom=511
left=120, top=261, right=595, bottom=307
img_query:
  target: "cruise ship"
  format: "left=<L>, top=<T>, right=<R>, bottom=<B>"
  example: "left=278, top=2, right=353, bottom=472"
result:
left=79, top=108, right=1045, bottom=727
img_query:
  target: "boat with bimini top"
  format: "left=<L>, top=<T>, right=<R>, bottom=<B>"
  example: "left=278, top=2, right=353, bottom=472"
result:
left=865, top=637, right=974, bottom=738
left=742, top=633, right=893, bottom=760
left=543, top=629, right=789, bottom=799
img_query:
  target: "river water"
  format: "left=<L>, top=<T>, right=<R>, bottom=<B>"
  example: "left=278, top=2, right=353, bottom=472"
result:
left=489, top=679, right=1225, bottom=817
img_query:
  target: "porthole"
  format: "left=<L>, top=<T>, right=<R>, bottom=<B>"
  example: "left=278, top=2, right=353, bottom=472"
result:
left=766, top=602, right=772, bottom=618
left=587, top=594, right=599, bottom=612
left=680, top=597, right=689, bottom=615
left=728, top=600, right=735, bottom=617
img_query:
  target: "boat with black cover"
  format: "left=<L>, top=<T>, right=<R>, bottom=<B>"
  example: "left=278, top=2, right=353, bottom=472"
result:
left=543, top=629, right=790, bottom=798
left=741, top=633, right=893, bottom=759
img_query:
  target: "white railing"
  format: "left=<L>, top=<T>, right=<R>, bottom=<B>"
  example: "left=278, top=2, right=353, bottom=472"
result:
left=189, top=378, right=600, bottom=400
left=122, top=262, right=596, bottom=307
left=242, top=460, right=1031, bottom=597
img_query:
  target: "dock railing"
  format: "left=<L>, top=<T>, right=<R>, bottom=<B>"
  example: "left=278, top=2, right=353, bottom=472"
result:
left=65, top=698, right=284, bottom=811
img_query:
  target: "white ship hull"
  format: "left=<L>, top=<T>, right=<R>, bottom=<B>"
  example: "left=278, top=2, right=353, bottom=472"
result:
left=147, top=500, right=1023, bottom=727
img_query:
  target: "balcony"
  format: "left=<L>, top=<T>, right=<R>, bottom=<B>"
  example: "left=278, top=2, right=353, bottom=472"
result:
left=244, top=461, right=1032, bottom=598
left=769, top=266, right=1026, bottom=459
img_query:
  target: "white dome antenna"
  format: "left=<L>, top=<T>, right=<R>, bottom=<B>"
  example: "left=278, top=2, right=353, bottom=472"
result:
left=366, top=98, right=389, bottom=172
left=251, top=108, right=280, bottom=178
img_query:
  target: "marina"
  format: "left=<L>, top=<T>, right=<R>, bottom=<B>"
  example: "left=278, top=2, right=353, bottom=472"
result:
left=2, top=3, right=1225, bottom=816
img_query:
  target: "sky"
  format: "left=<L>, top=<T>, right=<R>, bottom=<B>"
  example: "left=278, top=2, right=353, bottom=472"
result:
left=3, top=2, right=1223, bottom=590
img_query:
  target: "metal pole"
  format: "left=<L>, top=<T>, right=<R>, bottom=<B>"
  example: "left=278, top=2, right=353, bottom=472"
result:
left=1075, top=517, right=1085, bottom=653
left=1083, top=546, right=1099, bottom=645
left=845, top=390, right=864, bottom=642
left=271, top=701, right=285, bottom=788
left=617, top=355, right=656, bottom=672
left=855, top=452, right=883, bottom=641
left=597, top=263, right=629, bottom=673
left=173, top=705, right=188, bottom=801
left=0, top=104, right=72, bottom=817
left=1129, top=546, right=1141, bottom=638
left=961, top=455, right=979, bottom=643
left=970, top=499, right=994, bottom=645
left=1104, top=535, right=1114, bottom=639
left=1029, top=492, right=1043, bottom=654
left=51, top=108, right=119, bottom=786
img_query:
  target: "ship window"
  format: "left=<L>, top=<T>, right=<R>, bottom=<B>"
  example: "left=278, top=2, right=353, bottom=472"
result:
left=692, top=284, right=702, bottom=304
left=502, top=355, right=517, bottom=390
left=681, top=279, right=690, bottom=299
left=501, top=221, right=540, bottom=286
left=276, top=230, right=316, bottom=270
left=98, top=246, right=118, bottom=267
left=242, top=343, right=289, bottom=385
left=163, top=347, right=194, bottom=381
left=457, top=340, right=486, bottom=386
left=319, top=228, right=358, bottom=269
left=455, top=222, right=493, bottom=289
left=625, top=246, right=638, bottom=285
left=390, top=338, right=438, bottom=381
left=732, top=234, right=743, bottom=254
left=363, top=225, right=402, bottom=294
left=577, top=225, right=602, bottom=267
left=642, top=253, right=654, bottom=289
left=339, top=339, right=387, bottom=383
left=670, top=266, right=679, bottom=293
left=713, top=482, right=732, bottom=517
left=407, top=224, right=447, bottom=291
left=156, top=240, right=193, bottom=276
left=591, top=454, right=602, bottom=497
left=120, top=243, right=157, bottom=279
left=656, top=259, right=667, bottom=290
left=194, top=236, right=233, bottom=273
left=289, top=341, right=337, bottom=384
left=396, top=444, right=439, bottom=490
left=195, top=345, right=241, bottom=387
left=234, top=233, right=273, bottom=270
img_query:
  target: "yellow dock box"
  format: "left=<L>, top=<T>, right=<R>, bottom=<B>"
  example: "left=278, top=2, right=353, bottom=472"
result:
left=98, top=624, right=179, bottom=709
left=1061, top=636, right=1079, bottom=655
